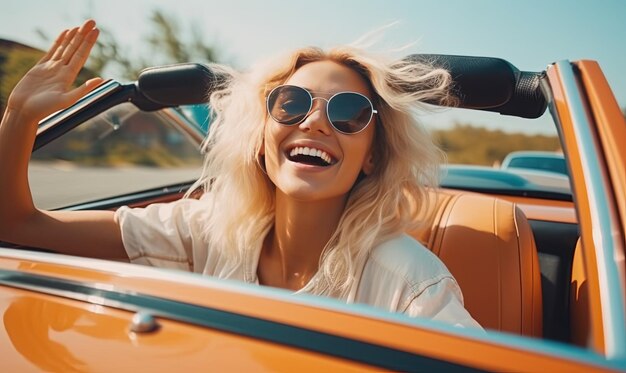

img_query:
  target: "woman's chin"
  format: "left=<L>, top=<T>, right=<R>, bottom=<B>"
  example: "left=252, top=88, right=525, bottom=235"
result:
left=269, top=167, right=359, bottom=203
left=274, top=182, right=345, bottom=203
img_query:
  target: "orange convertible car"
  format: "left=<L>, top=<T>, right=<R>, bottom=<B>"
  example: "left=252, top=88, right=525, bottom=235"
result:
left=0, top=55, right=624, bottom=372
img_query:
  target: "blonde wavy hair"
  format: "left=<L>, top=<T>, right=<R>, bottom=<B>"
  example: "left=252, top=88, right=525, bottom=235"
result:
left=187, top=46, right=454, bottom=298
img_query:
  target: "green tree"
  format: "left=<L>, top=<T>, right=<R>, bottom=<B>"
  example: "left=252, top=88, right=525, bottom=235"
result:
left=1, top=9, right=221, bottom=117
left=2, top=41, right=97, bottom=116
left=89, top=9, right=220, bottom=80
left=432, top=123, right=561, bottom=166
left=0, top=42, right=43, bottom=115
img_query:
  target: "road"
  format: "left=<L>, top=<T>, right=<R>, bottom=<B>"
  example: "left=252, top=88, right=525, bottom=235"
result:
left=28, top=162, right=202, bottom=210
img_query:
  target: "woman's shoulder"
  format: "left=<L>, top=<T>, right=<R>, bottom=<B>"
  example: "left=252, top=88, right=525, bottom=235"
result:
left=366, top=234, right=453, bottom=286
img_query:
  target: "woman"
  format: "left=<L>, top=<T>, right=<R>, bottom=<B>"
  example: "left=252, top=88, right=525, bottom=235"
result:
left=0, top=20, right=480, bottom=328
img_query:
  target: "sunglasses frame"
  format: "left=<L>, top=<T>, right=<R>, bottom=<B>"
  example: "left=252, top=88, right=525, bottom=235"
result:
left=266, top=84, right=378, bottom=135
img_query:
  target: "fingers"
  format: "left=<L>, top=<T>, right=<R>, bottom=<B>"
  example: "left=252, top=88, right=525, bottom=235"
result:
left=63, top=77, right=105, bottom=104
left=51, top=27, right=78, bottom=61
left=61, top=19, right=97, bottom=64
left=40, top=29, right=68, bottom=63
left=39, top=20, right=98, bottom=66
left=67, top=26, right=99, bottom=76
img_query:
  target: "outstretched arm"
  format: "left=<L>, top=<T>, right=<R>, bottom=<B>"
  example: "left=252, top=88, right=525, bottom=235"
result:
left=0, top=20, right=127, bottom=260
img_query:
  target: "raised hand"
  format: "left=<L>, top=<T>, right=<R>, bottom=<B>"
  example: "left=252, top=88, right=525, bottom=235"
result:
left=5, top=19, right=104, bottom=123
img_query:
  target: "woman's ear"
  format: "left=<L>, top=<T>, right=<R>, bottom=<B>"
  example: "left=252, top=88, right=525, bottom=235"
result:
left=362, top=153, right=374, bottom=175
left=256, top=136, right=268, bottom=175
left=258, top=136, right=265, bottom=156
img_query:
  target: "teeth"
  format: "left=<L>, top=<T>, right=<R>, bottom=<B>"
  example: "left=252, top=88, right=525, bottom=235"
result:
left=289, top=146, right=333, bottom=165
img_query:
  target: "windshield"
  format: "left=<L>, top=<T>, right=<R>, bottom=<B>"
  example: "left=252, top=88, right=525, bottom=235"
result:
left=29, top=103, right=204, bottom=209
left=418, top=107, right=571, bottom=199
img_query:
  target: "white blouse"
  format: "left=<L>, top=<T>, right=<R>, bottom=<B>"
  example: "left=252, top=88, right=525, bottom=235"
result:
left=115, top=198, right=482, bottom=329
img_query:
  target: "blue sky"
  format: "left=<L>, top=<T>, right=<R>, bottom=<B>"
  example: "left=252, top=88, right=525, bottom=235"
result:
left=1, top=0, right=625, bottom=134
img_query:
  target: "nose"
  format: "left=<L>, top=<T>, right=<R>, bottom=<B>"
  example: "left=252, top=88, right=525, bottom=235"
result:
left=298, top=97, right=332, bottom=135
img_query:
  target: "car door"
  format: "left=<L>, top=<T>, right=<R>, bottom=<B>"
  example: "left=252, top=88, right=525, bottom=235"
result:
left=546, top=60, right=626, bottom=359
left=4, top=60, right=625, bottom=372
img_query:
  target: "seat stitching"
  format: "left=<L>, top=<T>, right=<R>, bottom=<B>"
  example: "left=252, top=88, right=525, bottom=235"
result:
left=434, top=193, right=462, bottom=259
left=428, top=192, right=453, bottom=253
left=493, top=198, right=502, bottom=330
left=513, top=206, right=527, bottom=334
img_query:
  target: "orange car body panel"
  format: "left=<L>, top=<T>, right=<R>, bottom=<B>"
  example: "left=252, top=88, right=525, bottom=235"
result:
left=1, top=289, right=373, bottom=373
left=0, top=254, right=616, bottom=372
left=546, top=61, right=626, bottom=356
left=547, top=63, right=606, bottom=354
left=577, top=61, right=626, bottom=242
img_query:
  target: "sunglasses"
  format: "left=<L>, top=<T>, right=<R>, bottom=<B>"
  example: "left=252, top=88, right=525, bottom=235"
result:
left=266, top=84, right=377, bottom=134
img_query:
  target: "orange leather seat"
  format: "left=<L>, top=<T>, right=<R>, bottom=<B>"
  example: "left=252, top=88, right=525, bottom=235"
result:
left=570, top=238, right=591, bottom=347
left=410, top=189, right=543, bottom=336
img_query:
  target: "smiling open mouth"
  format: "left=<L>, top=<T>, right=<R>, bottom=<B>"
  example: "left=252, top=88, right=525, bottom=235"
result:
left=287, top=146, right=335, bottom=166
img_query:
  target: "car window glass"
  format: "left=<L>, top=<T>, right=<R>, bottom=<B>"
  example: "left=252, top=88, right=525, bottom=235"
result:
left=417, top=106, right=570, bottom=198
left=29, top=103, right=203, bottom=209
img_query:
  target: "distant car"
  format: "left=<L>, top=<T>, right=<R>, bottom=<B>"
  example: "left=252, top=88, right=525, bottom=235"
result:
left=501, top=151, right=569, bottom=176
left=1, top=54, right=625, bottom=372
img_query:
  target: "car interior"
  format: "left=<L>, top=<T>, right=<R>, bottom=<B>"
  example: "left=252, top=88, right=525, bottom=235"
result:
left=411, top=189, right=543, bottom=337
left=3, top=55, right=587, bottom=348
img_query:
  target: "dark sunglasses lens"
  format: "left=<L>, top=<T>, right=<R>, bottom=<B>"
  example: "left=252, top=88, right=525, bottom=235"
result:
left=268, top=86, right=311, bottom=125
left=328, top=93, right=373, bottom=133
